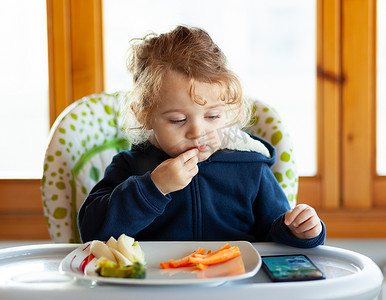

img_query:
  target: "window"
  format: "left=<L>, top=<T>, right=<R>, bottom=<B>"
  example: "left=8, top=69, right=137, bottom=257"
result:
left=0, top=1, right=49, bottom=179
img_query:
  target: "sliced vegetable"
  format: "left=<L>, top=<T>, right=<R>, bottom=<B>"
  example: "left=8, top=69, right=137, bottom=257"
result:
left=117, top=234, right=138, bottom=263
left=160, top=244, right=241, bottom=271
left=90, top=234, right=145, bottom=266
left=132, top=242, right=145, bottom=264
left=188, top=246, right=240, bottom=265
left=160, top=262, right=172, bottom=269
left=111, top=248, right=132, bottom=266
left=90, top=240, right=117, bottom=263
left=168, top=247, right=206, bottom=268
left=89, top=234, right=146, bottom=278
left=206, top=243, right=231, bottom=255
left=196, top=263, right=208, bottom=271
left=106, top=236, right=119, bottom=251
left=96, top=257, right=146, bottom=279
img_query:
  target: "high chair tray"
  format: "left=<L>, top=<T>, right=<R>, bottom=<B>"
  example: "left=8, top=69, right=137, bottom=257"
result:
left=0, top=242, right=382, bottom=300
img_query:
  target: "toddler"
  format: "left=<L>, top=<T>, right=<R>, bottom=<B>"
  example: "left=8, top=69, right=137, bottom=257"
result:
left=78, top=26, right=325, bottom=248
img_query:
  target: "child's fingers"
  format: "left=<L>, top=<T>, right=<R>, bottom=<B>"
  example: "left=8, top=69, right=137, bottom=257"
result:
left=284, top=204, right=303, bottom=225
left=302, top=222, right=322, bottom=237
left=171, top=149, right=198, bottom=178
left=177, top=148, right=199, bottom=165
left=181, top=149, right=199, bottom=172
left=293, top=215, right=320, bottom=233
left=285, top=204, right=322, bottom=239
left=285, top=204, right=315, bottom=226
left=296, top=218, right=322, bottom=238
left=184, top=156, right=199, bottom=175
left=293, top=207, right=317, bottom=227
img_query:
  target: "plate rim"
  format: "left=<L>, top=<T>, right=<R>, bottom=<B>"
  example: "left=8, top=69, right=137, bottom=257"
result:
left=59, top=240, right=261, bottom=286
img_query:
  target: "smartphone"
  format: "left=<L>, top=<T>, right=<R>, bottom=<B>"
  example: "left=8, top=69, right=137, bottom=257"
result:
left=262, top=254, right=326, bottom=282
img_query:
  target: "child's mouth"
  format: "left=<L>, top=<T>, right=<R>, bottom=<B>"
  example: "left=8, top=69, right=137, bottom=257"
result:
left=190, top=145, right=207, bottom=152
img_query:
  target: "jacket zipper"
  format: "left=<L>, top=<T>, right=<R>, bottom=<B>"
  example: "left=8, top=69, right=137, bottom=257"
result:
left=191, top=175, right=202, bottom=240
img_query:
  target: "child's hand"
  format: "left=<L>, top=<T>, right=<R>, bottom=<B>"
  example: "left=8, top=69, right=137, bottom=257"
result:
left=151, top=148, right=199, bottom=195
left=284, top=204, right=322, bottom=239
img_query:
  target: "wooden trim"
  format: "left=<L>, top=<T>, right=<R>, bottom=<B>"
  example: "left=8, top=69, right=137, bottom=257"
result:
left=317, top=0, right=342, bottom=209
left=46, top=0, right=73, bottom=126
left=371, top=0, right=382, bottom=208
left=0, top=214, right=50, bottom=240
left=0, top=180, right=42, bottom=212
left=298, top=0, right=343, bottom=211
left=0, top=180, right=49, bottom=240
left=341, top=0, right=374, bottom=208
left=370, top=0, right=376, bottom=180
left=374, top=176, right=386, bottom=207
left=319, top=209, right=386, bottom=237
left=47, top=0, right=104, bottom=125
left=70, top=0, right=104, bottom=101
left=297, top=177, right=321, bottom=208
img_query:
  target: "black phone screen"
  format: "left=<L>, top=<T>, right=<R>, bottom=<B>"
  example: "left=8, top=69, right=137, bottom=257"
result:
left=262, top=254, right=326, bottom=282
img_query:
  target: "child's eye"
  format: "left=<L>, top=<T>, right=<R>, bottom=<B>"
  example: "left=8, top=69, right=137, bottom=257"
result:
left=206, top=115, right=221, bottom=120
left=170, top=119, right=186, bottom=124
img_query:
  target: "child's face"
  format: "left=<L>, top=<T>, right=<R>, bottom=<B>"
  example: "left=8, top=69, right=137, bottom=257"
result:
left=149, top=71, right=227, bottom=162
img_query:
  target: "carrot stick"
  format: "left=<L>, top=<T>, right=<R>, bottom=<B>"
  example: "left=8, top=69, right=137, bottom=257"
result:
left=169, top=247, right=206, bottom=268
left=205, top=243, right=232, bottom=256
left=159, top=244, right=241, bottom=271
left=191, top=253, right=207, bottom=258
left=160, top=247, right=206, bottom=269
left=191, top=244, right=231, bottom=259
left=196, top=263, right=208, bottom=271
left=188, top=246, right=240, bottom=265
left=160, top=262, right=172, bottom=269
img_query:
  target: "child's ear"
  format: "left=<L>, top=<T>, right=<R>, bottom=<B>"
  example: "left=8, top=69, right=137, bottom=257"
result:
left=130, top=102, right=152, bottom=130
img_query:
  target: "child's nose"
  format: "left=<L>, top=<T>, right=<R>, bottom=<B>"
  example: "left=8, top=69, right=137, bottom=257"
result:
left=186, top=121, right=205, bottom=140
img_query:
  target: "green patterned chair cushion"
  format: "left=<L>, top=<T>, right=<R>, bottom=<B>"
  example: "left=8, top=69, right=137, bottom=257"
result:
left=41, top=92, right=297, bottom=243
left=42, top=92, right=130, bottom=243
left=243, top=99, right=298, bottom=208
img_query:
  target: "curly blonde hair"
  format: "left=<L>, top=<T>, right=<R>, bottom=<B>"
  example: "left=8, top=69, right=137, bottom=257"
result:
left=124, top=25, right=246, bottom=141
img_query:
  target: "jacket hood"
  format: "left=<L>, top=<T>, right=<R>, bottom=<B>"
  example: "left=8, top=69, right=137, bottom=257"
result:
left=219, top=128, right=270, bottom=157
left=208, top=129, right=276, bottom=166
left=131, top=129, right=276, bottom=166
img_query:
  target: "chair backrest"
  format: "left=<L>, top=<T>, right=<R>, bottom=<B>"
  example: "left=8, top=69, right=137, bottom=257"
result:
left=41, top=92, right=131, bottom=242
left=243, top=99, right=298, bottom=208
left=41, top=92, right=297, bottom=243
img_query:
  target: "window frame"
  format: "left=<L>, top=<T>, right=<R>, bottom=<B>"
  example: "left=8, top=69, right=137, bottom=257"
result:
left=314, top=0, right=386, bottom=236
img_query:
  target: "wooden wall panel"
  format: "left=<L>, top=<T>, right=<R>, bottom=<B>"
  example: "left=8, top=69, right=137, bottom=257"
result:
left=0, top=180, right=50, bottom=240
left=374, top=177, right=386, bottom=207
left=341, top=0, right=374, bottom=209
left=298, top=177, right=321, bottom=208
left=0, top=180, right=42, bottom=212
left=319, top=210, right=386, bottom=238
left=0, top=214, right=50, bottom=240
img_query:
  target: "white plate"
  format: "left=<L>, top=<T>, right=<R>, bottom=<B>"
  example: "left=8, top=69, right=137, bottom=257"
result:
left=59, top=240, right=261, bottom=285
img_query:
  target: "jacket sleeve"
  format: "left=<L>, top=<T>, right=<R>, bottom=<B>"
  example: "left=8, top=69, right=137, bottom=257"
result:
left=253, top=164, right=326, bottom=248
left=77, top=153, right=171, bottom=242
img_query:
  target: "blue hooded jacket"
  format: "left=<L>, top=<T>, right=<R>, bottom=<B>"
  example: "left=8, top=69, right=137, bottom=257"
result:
left=78, top=135, right=325, bottom=248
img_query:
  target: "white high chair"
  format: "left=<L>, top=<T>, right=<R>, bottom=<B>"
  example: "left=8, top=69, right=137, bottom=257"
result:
left=41, top=92, right=298, bottom=243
